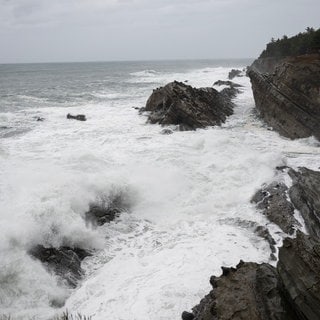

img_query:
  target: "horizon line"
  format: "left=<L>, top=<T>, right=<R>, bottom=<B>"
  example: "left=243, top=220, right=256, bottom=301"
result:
left=0, top=57, right=255, bottom=66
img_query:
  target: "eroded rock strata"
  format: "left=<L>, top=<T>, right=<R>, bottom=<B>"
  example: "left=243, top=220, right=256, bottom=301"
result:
left=29, top=245, right=91, bottom=288
left=289, top=167, right=320, bottom=239
left=183, top=261, right=296, bottom=320
left=278, top=231, right=320, bottom=320
left=144, top=81, right=234, bottom=130
left=183, top=167, right=320, bottom=320
left=248, top=54, right=320, bottom=140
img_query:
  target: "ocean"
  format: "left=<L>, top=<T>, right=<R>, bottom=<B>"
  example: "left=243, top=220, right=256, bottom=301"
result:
left=0, top=59, right=319, bottom=319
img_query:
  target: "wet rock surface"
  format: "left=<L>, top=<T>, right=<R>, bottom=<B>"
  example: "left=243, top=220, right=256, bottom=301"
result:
left=289, top=167, right=320, bottom=239
left=29, top=245, right=91, bottom=288
left=278, top=231, right=320, bottom=320
left=252, top=181, right=298, bottom=235
left=248, top=54, right=320, bottom=140
left=144, top=81, right=234, bottom=130
left=85, top=193, right=128, bottom=226
left=66, top=113, right=87, bottom=121
left=184, top=261, right=296, bottom=320
left=228, top=69, right=243, bottom=80
left=185, top=167, right=320, bottom=320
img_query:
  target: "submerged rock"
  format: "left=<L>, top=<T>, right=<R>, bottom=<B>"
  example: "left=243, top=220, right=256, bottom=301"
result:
left=29, top=245, right=91, bottom=288
left=252, top=181, right=298, bottom=235
left=228, top=69, right=243, bottom=80
left=183, top=261, right=296, bottom=320
left=289, top=167, right=320, bottom=239
left=248, top=54, right=320, bottom=140
left=144, top=81, right=234, bottom=130
left=66, top=113, right=87, bottom=121
left=278, top=231, right=320, bottom=320
left=85, top=192, right=130, bottom=226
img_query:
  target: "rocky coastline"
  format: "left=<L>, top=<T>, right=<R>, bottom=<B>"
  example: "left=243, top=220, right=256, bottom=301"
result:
left=180, top=47, right=320, bottom=318
left=25, top=44, right=320, bottom=319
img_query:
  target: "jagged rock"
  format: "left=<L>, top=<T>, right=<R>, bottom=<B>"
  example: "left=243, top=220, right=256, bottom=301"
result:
left=248, top=54, right=320, bottom=140
left=213, top=80, right=242, bottom=100
left=29, top=245, right=91, bottom=288
left=289, top=167, right=320, bottom=239
left=67, top=113, right=87, bottom=121
left=144, top=81, right=234, bottom=130
left=86, top=203, right=120, bottom=226
left=213, top=80, right=242, bottom=88
left=228, top=69, right=243, bottom=79
left=251, top=182, right=299, bottom=235
left=278, top=231, right=320, bottom=320
left=85, top=192, right=129, bottom=226
left=183, top=261, right=296, bottom=320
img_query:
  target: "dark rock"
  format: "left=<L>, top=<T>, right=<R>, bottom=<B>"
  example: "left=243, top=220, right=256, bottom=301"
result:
left=144, top=81, right=234, bottom=130
left=29, top=245, right=91, bottom=288
left=160, top=128, right=173, bottom=135
left=67, top=113, right=87, bottom=121
left=289, top=167, right=320, bottom=239
left=190, top=261, right=296, bottom=320
left=248, top=54, right=320, bottom=140
left=181, top=311, right=194, bottom=320
left=213, top=80, right=242, bottom=99
left=85, top=192, right=129, bottom=226
left=213, top=80, right=242, bottom=88
left=34, top=116, right=45, bottom=121
left=228, top=69, right=243, bottom=79
left=252, top=182, right=299, bottom=235
left=278, top=231, right=320, bottom=320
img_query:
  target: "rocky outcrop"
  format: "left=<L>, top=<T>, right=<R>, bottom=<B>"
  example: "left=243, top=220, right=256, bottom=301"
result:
left=248, top=54, right=320, bottom=140
left=183, top=261, right=297, bottom=320
left=228, top=69, right=243, bottom=80
left=144, top=81, right=234, bottom=130
left=67, top=113, right=87, bottom=121
left=278, top=231, right=320, bottom=320
left=289, top=168, right=320, bottom=239
left=29, top=245, right=91, bottom=288
left=184, top=167, right=320, bottom=320
left=252, top=182, right=299, bottom=235
left=213, top=80, right=243, bottom=100
left=85, top=193, right=129, bottom=226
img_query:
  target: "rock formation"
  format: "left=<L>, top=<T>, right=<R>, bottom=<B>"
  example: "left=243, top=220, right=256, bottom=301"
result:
left=278, top=231, right=320, bottom=320
left=29, top=245, right=91, bottom=288
left=183, top=261, right=297, bottom=320
left=248, top=54, right=320, bottom=140
left=143, top=81, right=234, bottom=130
left=67, top=113, right=87, bottom=121
left=183, top=167, right=320, bottom=320
left=251, top=181, right=299, bottom=235
left=289, top=167, right=320, bottom=239
left=228, top=69, right=243, bottom=80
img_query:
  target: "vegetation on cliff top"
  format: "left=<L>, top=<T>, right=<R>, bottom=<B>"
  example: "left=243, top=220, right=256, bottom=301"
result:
left=259, top=27, right=320, bottom=58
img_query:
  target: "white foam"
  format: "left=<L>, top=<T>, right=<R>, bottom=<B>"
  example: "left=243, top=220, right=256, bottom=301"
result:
left=0, top=64, right=319, bottom=319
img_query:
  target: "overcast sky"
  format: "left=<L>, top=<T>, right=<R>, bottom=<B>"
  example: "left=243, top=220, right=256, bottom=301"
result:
left=0, top=0, right=319, bottom=63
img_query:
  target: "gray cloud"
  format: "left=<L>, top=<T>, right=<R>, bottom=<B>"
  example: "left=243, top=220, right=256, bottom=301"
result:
left=0, top=0, right=319, bottom=63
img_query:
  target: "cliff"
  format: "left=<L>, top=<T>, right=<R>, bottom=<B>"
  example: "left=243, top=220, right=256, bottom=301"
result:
left=248, top=54, right=320, bottom=140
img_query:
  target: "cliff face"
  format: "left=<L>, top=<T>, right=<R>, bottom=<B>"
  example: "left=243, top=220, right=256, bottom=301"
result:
left=248, top=54, right=320, bottom=140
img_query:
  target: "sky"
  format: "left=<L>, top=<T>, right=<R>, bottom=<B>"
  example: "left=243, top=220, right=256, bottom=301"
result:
left=0, top=0, right=320, bottom=63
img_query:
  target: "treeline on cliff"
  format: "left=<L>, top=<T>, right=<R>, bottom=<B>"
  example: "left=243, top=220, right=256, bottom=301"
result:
left=259, top=27, right=320, bottom=58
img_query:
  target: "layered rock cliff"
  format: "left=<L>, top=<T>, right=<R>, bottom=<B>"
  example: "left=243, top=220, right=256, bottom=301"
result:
left=182, top=167, right=320, bottom=320
left=248, top=54, right=320, bottom=140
